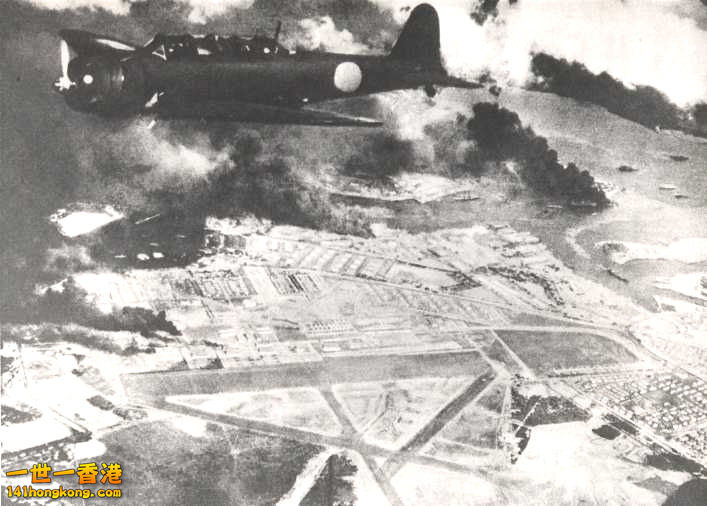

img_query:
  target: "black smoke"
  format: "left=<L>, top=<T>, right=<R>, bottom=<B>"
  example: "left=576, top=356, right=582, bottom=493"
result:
left=423, top=114, right=482, bottom=175
left=530, top=53, right=706, bottom=138
left=29, top=277, right=180, bottom=337
left=467, top=102, right=609, bottom=206
left=428, top=103, right=609, bottom=207
left=470, top=0, right=520, bottom=25
left=693, top=103, right=707, bottom=134
left=2, top=322, right=161, bottom=355
left=343, top=133, right=417, bottom=180
left=470, top=0, right=501, bottom=25
left=205, top=135, right=372, bottom=235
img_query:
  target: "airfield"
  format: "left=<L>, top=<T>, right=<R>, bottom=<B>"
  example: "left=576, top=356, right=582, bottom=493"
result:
left=3, top=212, right=705, bottom=505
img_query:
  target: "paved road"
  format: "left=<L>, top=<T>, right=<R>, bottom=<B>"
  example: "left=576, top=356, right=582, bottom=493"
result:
left=122, top=350, right=488, bottom=399
left=486, top=329, right=536, bottom=378
left=319, top=387, right=358, bottom=437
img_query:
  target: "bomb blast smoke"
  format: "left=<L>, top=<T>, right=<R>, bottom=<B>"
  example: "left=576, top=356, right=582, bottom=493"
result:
left=530, top=53, right=707, bottom=137
left=463, top=102, right=609, bottom=207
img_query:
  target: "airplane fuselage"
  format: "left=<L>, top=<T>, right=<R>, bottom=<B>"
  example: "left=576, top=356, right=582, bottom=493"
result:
left=144, top=52, right=448, bottom=105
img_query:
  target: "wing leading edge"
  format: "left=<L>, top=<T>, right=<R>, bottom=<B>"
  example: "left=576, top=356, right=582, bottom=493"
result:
left=155, top=99, right=382, bottom=127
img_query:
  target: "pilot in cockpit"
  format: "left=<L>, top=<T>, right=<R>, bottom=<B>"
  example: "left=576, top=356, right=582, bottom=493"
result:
left=145, top=34, right=198, bottom=60
left=144, top=32, right=287, bottom=61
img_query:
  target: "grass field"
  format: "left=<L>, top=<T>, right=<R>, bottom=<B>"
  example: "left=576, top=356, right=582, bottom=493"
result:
left=495, top=330, right=637, bottom=373
left=437, top=404, right=501, bottom=449
left=334, top=376, right=475, bottom=450
left=168, top=387, right=343, bottom=436
left=483, top=338, right=524, bottom=374
left=99, top=419, right=321, bottom=505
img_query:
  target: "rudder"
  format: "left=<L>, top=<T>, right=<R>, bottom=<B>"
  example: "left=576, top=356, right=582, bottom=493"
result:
left=389, top=4, right=441, bottom=67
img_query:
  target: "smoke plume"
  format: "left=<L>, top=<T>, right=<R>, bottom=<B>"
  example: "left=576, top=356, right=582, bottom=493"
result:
left=462, top=102, right=609, bottom=206
left=29, top=277, right=180, bottom=337
left=470, top=0, right=501, bottom=25
left=530, top=53, right=707, bottom=137
left=203, top=135, right=373, bottom=235
left=343, top=133, right=418, bottom=180
left=24, top=0, right=258, bottom=23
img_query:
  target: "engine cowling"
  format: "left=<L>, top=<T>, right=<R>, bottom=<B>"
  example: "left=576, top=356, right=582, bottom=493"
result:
left=58, top=55, right=149, bottom=116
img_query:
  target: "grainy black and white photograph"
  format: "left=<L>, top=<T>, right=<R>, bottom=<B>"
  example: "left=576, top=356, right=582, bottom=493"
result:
left=1, top=1, right=706, bottom=504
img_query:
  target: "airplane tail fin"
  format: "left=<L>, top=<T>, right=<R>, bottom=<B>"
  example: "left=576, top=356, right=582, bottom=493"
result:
left=389, top=5, right=484, bottom=92
left=389, top=4, right=442, bottom=68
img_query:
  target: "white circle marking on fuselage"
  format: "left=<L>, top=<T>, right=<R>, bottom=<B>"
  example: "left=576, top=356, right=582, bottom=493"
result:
left=334, top=62, right=362, bottom=93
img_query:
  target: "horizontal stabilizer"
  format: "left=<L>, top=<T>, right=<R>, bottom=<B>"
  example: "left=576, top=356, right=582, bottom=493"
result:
left=435, top=74, right=484, bottom=90
left=155, top=99, right=382, bottom=127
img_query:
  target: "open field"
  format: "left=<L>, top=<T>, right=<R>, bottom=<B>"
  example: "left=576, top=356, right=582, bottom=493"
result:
left=436, top=404, right=502, bottom=449
left=495, top=330, right=637, bottom=373
left=98, top=418, right=322, bottom=505
left=477, top=382, right=508, bottom=413
left=168, top=387, right=343, bottom=437
left=333, top=377, right=475, bottom=450
left=482, top=337, right=525, bottom=374
left=392, top=462, right=500, bottom=506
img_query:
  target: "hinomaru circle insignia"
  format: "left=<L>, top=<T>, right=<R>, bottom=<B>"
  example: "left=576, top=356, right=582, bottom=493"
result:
left=333, top=62, right=363, bottom=93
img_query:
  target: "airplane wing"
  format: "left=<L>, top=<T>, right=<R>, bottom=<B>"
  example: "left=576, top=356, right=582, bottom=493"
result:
left=153, top=99, right=382, bottom=127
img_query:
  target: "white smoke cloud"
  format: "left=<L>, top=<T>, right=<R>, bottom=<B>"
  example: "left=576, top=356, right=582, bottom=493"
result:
left=22, top=0, right=255, bottom=22
left=24, top=0, right=130, bottom=14
left=184, top=0, right=255, bottom=24
left=118, top=123, right=232, bottom=191
left=76, top=121, right=232, bottom=197
left=295, top=16, right=371, bottom=53
left=373, top=0, right=707, bottom=107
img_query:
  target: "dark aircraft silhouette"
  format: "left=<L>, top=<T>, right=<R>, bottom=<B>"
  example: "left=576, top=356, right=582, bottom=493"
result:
left=53, top=4, right=481, bottom=127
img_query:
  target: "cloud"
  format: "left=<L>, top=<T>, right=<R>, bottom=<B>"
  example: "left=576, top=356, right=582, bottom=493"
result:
left=294, top=16, right=371, bottom=53
left=183, top=0, right=255, bottom=24
left=24, top=0, right=130, bottom=14
left=371, top=0, right=707, bottom=107
left=22, top=0, right=255, bottom=21
left=101, top=122, right=233, bottom=192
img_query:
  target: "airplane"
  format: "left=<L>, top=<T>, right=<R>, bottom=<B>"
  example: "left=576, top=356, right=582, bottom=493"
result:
left=53, top=3, right=482, bottom=127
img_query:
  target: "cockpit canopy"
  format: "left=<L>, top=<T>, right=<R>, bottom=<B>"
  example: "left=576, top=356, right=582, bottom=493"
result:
left=145, top=33, right=290, bottom=61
